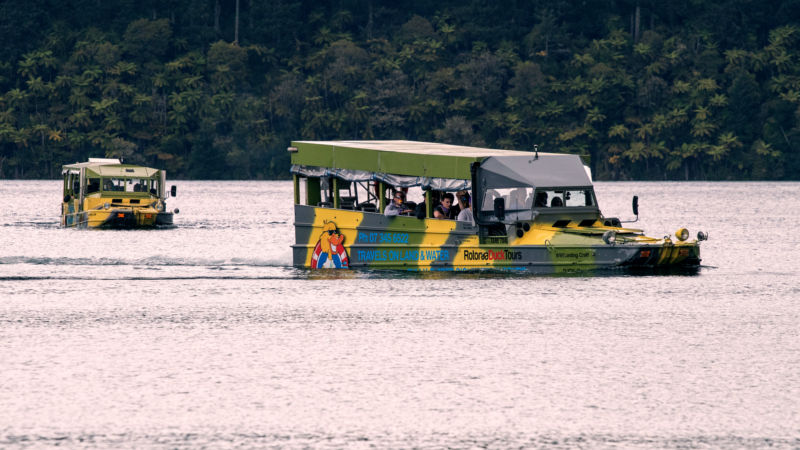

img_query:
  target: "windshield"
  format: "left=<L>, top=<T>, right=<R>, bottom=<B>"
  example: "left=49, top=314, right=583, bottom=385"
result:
left=481, top=187, right=533, bottom=211
left=479, top=186, right=597, bottom=221
left=534, top=189, right=596, bottom=208
left=478, top=187, right=535, bottom=221
left=101, top=178, right=157, bottom=194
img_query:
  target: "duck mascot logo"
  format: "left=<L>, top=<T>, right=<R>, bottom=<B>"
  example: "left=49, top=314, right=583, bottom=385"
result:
left=311, top=221, right=349, bottom=269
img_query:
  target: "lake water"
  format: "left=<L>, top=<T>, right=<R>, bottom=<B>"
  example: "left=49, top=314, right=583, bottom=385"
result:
left=1, top=180, right=799, bottom=449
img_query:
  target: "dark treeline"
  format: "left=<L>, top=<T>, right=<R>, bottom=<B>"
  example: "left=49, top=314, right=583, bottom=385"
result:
left=1, top=0, right=799, bottom=180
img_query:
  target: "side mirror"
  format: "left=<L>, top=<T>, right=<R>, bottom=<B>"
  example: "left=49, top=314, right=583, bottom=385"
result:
left=493, top=197, right=505, bottom=221
left=632, top=195, right=639, bottom=216
left=63, top=194, right=71, bottom=203
left=170, top=185, right=177, bottom=197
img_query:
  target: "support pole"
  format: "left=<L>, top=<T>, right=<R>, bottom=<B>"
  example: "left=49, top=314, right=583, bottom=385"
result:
left=378, top=181, right=386, bottom=213
left=293, top=174, right=300, bottom=205
left=333, top=178, right=340, bottom=209
left=425, top=190, right=433, bottom=218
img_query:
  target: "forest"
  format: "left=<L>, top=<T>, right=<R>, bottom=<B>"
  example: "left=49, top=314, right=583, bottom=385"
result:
left=1, top=0, right=799, bottom=180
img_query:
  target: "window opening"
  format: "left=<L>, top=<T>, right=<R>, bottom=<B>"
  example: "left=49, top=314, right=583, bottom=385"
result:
left=533, top=189, right=596, bottom=209
left=338, top=180, right=356, bottom=209
left=87, top=178, right=101, bottom=194
left=480, top=187, right=534, bottom=221
left=354, top=181, right=379, bottom=212
left=129, top=178, right=151, bottom=193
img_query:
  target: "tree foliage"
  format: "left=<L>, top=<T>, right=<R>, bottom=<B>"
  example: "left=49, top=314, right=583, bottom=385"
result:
left=1, top=0, right=799, bottom=179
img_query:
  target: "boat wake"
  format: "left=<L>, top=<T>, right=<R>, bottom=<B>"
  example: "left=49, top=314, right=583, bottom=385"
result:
left=0, top=255, right=290, bottom=267
left=0, top=274, right=294, bottom=281
left=2, top=221, right=59, bottom=228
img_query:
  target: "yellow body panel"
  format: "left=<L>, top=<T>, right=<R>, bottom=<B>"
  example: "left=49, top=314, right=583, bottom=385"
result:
left=295, top=206, right=700, bottom=272
left=61, top=195, right=163, bottom=228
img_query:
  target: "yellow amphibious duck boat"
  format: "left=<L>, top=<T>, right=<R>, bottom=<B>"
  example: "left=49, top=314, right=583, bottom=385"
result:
left=289, top=141, right=707, bottom=273
left=61, top=158, right=178, bottom=229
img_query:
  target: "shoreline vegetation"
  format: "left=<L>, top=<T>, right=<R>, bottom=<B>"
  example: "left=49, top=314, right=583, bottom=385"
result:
left=1, top=1, right=799, bottom=181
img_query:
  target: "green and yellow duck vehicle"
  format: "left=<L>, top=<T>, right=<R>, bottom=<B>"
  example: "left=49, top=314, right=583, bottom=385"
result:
left=61, top=158, right=178, bottom=229
left=290, top=140, right=706, bottom=273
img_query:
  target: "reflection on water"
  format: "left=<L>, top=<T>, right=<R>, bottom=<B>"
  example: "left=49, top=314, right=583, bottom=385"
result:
left=1, top=180, right=799, bottom=449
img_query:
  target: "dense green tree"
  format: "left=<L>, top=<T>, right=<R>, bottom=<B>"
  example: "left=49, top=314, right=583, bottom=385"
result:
left=0, top=0, right=799, bottom=180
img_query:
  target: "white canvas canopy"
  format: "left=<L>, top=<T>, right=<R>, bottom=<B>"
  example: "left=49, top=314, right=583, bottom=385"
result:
left=478, top=154, right=592, bottom=189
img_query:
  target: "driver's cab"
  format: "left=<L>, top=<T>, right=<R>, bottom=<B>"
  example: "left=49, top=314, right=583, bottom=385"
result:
left=473, top=154, right=601, bottom=242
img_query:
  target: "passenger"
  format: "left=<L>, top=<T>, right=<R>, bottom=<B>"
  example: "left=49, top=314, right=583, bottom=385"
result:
left=509, top=187, right=527, bottom=210
left=384, top=191, right=412, bottom=216
left=482, top=189, right=499, bottom=211
left=456, top=192, right=474, bottom=223
left=534, top=192, right=548, bottom=207
left=550, top=196, right=563, bottom=207
left=434, top=193, right=456, bottom=219
left=103, top=179, right=113, bottom=192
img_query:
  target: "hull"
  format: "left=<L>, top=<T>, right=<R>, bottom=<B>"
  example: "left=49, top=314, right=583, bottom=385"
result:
left=63, top=208, right=172, bottom=229
left=292, top=205, right=700, bottom=273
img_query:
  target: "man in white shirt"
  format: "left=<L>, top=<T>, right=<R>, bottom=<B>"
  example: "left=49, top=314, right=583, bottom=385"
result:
left=456, top=191, right=474, bottom=223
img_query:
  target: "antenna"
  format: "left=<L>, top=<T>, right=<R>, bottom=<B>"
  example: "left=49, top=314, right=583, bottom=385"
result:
left=534, top=144, right=539, bottom=160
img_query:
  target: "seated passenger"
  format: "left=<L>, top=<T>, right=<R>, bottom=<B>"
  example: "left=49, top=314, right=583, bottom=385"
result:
left=456, top=192, right=474, bottom=223
left=384, top=191, right=412, bottom=216
left=550, top=196, right=563, bottom=207
left=534, top=192, right=548, bottom=207
left=509, top=188, right=527, bottom=210
left=482, top=189, right=498, bottom=211
left=434, top=193, right=456, bottom=219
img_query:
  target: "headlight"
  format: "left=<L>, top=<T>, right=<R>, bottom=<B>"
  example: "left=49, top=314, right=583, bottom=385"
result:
left=675, top=228, right=689, bottom=241
left=602, top=230, right=616, bottom=245
left=103, top=202, right=110, bottom=209
left=697, top=231, right=708, bottom=241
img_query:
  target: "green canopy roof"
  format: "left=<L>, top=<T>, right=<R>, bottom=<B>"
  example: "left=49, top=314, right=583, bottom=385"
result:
left=290, top=140, right=541, bottom=180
